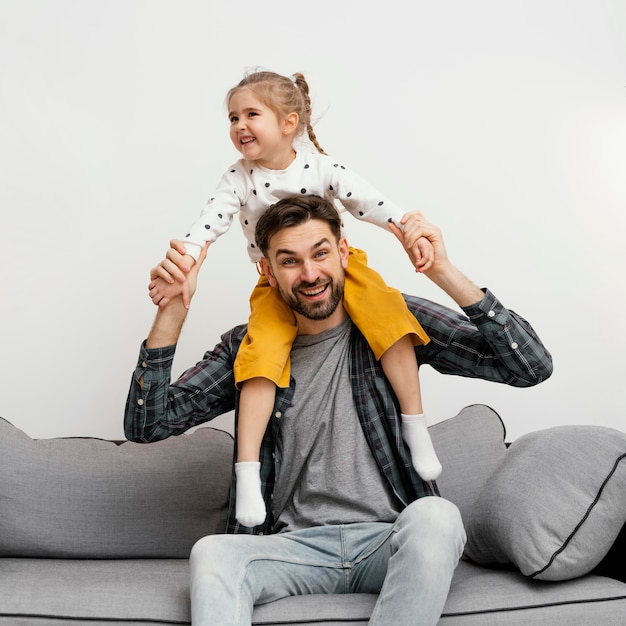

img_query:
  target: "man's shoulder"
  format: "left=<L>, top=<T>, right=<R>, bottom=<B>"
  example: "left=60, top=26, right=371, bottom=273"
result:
left=220, top=323, right=249, bottom=343
left=203, top=323, right=249, bottom=363
left=401, top=294, right=469, bottom=339
left=402, top=293, right=439, bottom=313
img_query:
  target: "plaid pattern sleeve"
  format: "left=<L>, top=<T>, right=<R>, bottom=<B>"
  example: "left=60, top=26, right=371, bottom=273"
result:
left=124, top=324, right=247, bottom=442
left=405, top=289, right=553, bottom=386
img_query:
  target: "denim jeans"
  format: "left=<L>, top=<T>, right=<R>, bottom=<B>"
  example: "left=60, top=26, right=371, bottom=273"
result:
left=190, top=496, right=466, bottom=626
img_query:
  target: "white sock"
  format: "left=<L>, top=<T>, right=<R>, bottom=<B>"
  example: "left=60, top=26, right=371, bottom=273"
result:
left=235, top=461, right=267, bottom=527
left=401, top=413, right=442, bottom=481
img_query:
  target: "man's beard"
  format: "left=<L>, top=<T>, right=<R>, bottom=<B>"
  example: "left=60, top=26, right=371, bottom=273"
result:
left=278, top=278, right=344, bottom=321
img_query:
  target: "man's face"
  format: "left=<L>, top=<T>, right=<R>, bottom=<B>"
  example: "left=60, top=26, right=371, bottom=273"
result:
left=260, top=219, right=349, bottom=330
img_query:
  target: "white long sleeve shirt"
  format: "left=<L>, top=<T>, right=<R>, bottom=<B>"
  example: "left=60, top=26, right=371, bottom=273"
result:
left=183, top=150, right=407, bottom=262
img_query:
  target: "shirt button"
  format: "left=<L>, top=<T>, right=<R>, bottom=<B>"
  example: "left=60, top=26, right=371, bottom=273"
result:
left=137, top=399, right=144, bottom=406
left=275, top=411, right=282, bottom=418
left=511, top=342, right=518, bottom=350
left=487, top=310, right=496, bottom=318
left=141, top=361, right=148, bottom=368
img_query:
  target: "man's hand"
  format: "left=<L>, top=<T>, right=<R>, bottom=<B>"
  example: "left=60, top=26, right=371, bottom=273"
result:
left=389, top=211, right=483, bottom=307
left=148, top=242, right=208, bottom=308
left=389, top=211, right=449, bottom=275
left=148, top=240, right=208, bottom=309
left=148, top=276, right=187, bottom=308
left=145, top=243, right=209, bottom=349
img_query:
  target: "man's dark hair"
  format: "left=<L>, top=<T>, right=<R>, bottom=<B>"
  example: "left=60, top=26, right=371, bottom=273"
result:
left=255, top=195, right=342, bottom=256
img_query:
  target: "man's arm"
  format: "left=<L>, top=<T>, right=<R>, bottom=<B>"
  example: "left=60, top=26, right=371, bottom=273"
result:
left=391, top=213, right=553, bottom=385
left=124, top=244, right=240, bottom=442
left=406, top=291, right=553, bottom=386
left=393, top=211, right=484, bottom=307
left=139, top=241, right=206, bottom=378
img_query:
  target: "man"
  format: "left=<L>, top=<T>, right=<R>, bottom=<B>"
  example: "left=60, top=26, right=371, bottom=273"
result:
left=125, top=196, right=552, bottom=625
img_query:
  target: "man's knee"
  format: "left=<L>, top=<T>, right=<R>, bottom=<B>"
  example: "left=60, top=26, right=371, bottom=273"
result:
left=190, top=534, right=237, bottom=573
left=397, top=497, right=466, bottom=549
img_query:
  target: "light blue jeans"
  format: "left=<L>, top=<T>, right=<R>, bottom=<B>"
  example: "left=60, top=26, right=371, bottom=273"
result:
left=190, top=496, right=466, bottom=626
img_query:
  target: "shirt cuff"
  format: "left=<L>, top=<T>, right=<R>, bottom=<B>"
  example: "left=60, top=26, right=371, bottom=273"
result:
left=180, top=240, right=203, bottom=262
left=135, top=341, right=176, bottom=381
left=461, top=288, right=509, bottom=326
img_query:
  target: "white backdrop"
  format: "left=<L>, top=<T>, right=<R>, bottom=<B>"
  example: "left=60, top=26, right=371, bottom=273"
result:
left=1, top=0, right=625, bottom=440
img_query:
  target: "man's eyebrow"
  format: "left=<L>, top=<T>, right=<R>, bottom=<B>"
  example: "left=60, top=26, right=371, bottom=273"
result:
left=275, top=238, right=331, bottom=257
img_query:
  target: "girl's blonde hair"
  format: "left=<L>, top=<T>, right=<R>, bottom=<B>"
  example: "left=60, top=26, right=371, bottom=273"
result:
left=226, top=70, right=326, bottom=155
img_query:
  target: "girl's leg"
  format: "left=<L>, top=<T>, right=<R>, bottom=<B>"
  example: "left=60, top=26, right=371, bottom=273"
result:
left=380, top=336, right=442, bottom=481
left=343, top=248, right=441, bottom=482
left=234, top=274, right=297, bottom=389
left=235, top=377, right=276, bottom=527
left=233, top=275, right=297, bottom=527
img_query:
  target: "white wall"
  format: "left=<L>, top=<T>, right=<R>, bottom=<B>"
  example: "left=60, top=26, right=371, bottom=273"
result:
left=1, top=0, right=624, bottom=441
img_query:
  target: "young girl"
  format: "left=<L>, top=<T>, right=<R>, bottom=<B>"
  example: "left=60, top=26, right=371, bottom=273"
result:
left=150, top=70, right=442, bottom=527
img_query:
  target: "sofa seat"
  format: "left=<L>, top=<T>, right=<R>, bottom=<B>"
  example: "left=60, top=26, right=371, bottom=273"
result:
left=252, top=560, right=626, bottom=625
left=0, top=558, right=190, bottom=625
left=2, top=558, right=626, bottom=625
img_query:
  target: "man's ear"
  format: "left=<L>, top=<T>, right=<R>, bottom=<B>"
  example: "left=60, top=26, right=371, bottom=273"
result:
left=283, top=112, right=299, bottom=135
left=339, top=237, right=349, bottom=270
left=259, top=257, right=277, bottom=286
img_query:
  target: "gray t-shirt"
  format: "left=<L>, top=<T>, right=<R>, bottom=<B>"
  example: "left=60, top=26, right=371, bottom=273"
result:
left=272, top=318, right=402, bottom=533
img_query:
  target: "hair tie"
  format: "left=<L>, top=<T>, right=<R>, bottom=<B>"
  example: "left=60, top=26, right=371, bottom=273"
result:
left=289, top=75, right=297, bottom=85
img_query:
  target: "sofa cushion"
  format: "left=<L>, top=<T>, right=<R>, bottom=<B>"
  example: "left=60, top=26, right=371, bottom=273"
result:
left=429, top=404, right=508, bottom=523
left=0, top=417, right=233, bottom=558
left=464, top=425, right=626, bottom=581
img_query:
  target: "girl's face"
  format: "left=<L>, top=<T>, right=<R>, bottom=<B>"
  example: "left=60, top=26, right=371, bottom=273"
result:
left=228, top=88, right=297, bottom=169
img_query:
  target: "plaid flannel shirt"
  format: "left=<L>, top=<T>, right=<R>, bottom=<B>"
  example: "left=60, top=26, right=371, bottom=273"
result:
left=124, top=289, right=552, bottom=534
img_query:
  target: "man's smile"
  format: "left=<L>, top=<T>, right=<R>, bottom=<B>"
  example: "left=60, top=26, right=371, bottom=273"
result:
left=297, top=282, right=329, bottom=300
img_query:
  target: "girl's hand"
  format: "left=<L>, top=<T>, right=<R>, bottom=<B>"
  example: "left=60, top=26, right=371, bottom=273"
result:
left=151, top=240, right=194, bottom=281
left=398, top=212, right=427, bottom=249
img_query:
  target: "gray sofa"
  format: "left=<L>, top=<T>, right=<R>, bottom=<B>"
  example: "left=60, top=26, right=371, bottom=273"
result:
left=1, top=404, right=625, bottom=625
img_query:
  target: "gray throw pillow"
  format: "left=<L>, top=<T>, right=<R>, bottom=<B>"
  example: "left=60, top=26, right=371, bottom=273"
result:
left=429, top=404, right=508, bottom=523
left=0, top=417, right=233, bottom=558
left=464, top=425, right=626, bottom=581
